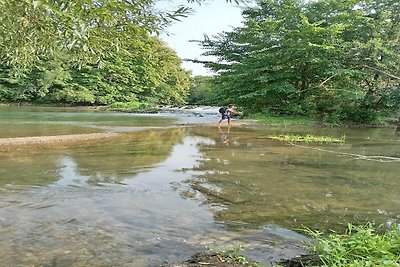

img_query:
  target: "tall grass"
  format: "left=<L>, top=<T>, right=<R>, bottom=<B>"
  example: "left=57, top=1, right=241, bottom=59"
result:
left=304, top=223, right=400, bottom=266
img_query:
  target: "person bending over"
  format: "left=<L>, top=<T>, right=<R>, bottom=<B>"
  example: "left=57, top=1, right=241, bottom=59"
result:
left=218, top=104, right=241, bottom=126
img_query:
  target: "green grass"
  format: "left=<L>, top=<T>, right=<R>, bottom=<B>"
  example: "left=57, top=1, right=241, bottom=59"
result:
left=268, top=134, right=346, bottom=143
left=304, top=223, right=400, bottom=267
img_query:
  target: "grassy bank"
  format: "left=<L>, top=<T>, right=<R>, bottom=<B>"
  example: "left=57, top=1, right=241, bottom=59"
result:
left=303, top=223, right=400, bottom=267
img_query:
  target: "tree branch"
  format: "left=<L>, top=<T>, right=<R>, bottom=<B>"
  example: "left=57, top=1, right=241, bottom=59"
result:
left=362, top=65, right=400, bottom=80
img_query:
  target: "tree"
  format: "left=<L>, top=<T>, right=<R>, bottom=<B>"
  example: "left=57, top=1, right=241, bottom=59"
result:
left=187, top=76, right=217, bottom=104
left=0, top=35, right=191, bottom=105
left=0, top=0, right=194, bottom=105
left=0, top=0, right=241, bottom=73
left=196, top=0, right=400, bottom=123
left=0, top=0, right=193, bottom=71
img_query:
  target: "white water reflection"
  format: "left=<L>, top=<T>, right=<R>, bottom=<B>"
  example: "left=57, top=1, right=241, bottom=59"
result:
left=54, top=156, right=90, bottom=187
left=52, top=136, right=215, bottom=188
left=124, top=136, right=215, bottom=190
left=0, top=136, right=215, bottom=266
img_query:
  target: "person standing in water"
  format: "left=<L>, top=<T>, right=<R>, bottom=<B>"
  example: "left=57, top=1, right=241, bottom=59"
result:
left=218, top=104, right=241, bottom=126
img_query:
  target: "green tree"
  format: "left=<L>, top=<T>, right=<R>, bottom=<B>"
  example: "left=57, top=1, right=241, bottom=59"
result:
left=187, top=76, right=217, bottom=104
left=0, top=0, right=191, bottom=71
left=0, top=0, right=239, bottom=73
left=0, top=0, right=205, bottom=105
left=197, top=0, right=400, bottom=123
left=0, top=35, right=191, bottom=105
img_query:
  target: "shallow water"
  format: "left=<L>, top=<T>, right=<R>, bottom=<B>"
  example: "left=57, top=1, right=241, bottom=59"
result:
left=189, top=126, right=400, bottom=231
left=1, top=107, right=399, bottom=266
left=0, top=106, right=178, bottom=138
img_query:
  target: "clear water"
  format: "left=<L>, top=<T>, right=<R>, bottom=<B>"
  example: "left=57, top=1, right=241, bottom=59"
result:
left=1, top=106, right=399, bottom=266
left=0, top=106, right=177, bottom=138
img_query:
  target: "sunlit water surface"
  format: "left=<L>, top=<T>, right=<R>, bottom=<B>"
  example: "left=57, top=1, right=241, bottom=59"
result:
left=1, top=107, right=399, bottom=266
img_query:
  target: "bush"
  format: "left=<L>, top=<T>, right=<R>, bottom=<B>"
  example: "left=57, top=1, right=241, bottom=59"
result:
left=109, top=101, right=152, bottom=112
left=50, top=86, right=95, bottom=104
left=338, top=107, right=379, bottom=124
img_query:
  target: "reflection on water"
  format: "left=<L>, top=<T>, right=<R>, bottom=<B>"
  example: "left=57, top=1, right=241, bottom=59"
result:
left=0, top=106, right=177, bottom=138
left=0, top=128, right=307, bottom=266
left=1, top=108, right=400, bottom=266
left=1, top=130, right=209, bottom=266
left=189, top=126, right=400, bottom=231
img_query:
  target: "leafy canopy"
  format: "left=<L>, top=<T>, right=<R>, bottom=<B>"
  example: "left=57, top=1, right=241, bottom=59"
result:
left=196, top=0, right=400, bottom=123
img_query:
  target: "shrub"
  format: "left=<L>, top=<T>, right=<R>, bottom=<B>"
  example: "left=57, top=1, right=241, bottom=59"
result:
left=109, top=101, right=152, bottom=112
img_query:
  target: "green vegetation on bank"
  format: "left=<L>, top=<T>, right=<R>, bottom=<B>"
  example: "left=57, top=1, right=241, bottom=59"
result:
left=108, top=102, right=157, bottom=113
left=191, top=0, right=400, bottom=125
left=0, top=38, right=191, bottom=106
left=189, top=224, right=400, bottom=267
left=305, top=224, right=400, bottom=267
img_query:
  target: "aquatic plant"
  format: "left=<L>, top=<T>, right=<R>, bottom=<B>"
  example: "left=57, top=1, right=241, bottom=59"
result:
left=205, top=243, right=261, bottom=266
left=268, top=134, right=345, bottom=143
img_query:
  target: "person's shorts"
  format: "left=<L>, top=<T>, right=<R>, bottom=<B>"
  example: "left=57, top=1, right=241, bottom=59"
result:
left=222, top=114, right=230, bottom=120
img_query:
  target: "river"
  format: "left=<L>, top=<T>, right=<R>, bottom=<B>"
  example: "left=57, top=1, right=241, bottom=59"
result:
left=0, top=106, right=399, bottom=266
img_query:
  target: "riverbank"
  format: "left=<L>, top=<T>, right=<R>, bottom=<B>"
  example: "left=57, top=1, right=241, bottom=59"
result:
left=0, top=133, right=119, bottom=152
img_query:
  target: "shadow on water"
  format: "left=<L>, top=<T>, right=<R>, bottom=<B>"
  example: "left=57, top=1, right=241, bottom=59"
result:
left=1, top=108, right=400, bottom=266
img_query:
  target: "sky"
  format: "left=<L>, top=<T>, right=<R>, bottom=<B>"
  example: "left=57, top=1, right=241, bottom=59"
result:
left=159, top=1, right=245, bottom=76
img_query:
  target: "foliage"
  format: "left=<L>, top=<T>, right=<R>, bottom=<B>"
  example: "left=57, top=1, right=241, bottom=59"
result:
left=109, top=101, right=154, bottom=112
left=0, top=0, right=194, bottom=71
left=305, top=223, right=400, bottom=267
left=248, top=112, right=314, bottom=126
left=196, top=0, right=400, bottom=124
left=0, top=0, right=198, bottom=106
left=269, top=134, right=345, bottom=143
left=187, top=75, right=218, bottom=104
left=0, top=36, right=191, bottom=105
left=0, top=0, right=241, bottom=72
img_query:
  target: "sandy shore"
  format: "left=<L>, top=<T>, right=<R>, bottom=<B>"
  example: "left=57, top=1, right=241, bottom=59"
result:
left=0, top=132, right=119, bottom=151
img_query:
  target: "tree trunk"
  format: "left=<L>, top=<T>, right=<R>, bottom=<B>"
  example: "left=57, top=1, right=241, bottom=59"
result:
left=396, top=115, right=400, bottom=133
left=316, top=111, right=324, bottom=127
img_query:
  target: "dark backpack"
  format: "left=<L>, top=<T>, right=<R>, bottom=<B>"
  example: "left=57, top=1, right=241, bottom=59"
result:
left=219, top=107, right=227, bottom=114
